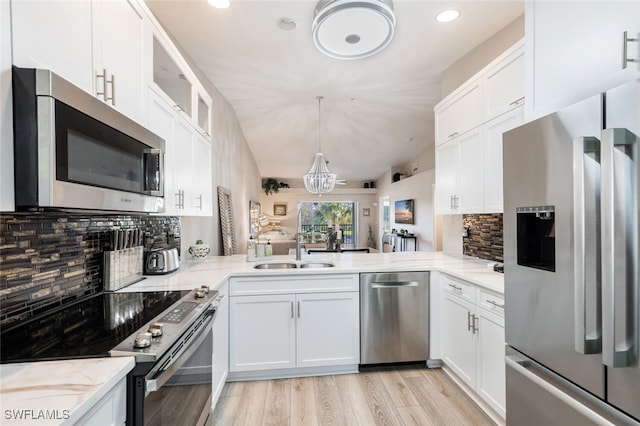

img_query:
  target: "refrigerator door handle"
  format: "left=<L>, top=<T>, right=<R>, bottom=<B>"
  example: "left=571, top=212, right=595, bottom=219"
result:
left=601, top=128, right=638, bottom=368
left=505, top=355, right=617, bottom=425
left=573, top=136, right=602, bottom=355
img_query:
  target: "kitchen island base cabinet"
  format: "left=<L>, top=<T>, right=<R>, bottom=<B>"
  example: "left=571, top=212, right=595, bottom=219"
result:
left=76, top=377, right=126, bottom=426
left=228, top=274, right=359, bottom=380
left=441, top=275, right=506, bottom=420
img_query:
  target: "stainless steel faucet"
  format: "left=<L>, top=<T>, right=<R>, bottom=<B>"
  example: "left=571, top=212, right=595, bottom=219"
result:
left=296, top=207, right=303, bottom=260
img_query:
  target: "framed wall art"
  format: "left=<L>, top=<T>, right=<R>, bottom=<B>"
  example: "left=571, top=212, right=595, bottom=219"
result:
left=273, top=203, right=287, bottom=216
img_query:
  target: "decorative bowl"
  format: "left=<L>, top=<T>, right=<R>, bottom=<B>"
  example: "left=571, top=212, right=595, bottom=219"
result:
left=188, top=244, right=210, bottom=259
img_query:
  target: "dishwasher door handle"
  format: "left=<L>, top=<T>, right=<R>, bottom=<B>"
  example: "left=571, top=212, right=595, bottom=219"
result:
left=371, top=281, right=419, bottom=288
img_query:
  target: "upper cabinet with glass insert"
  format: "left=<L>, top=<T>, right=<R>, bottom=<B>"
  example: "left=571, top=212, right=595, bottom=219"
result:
left=150, top=26, right=212, bottom=141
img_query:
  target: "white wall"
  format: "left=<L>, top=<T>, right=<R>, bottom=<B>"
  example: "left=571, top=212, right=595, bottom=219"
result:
left=441, top=15, right=524, bottom=98
left=376, top=168, right=440, bottom=252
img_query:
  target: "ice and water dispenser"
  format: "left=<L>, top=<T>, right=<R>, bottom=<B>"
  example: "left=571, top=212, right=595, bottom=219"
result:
left=516, top=206, right=556, bottom=272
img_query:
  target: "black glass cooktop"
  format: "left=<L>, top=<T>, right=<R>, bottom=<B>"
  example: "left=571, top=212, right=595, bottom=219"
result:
left=0, top=290, right=189, bottom=364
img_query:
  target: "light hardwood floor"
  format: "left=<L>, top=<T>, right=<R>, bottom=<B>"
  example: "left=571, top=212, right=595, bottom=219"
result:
left=212, top=365, right=495, bottom=426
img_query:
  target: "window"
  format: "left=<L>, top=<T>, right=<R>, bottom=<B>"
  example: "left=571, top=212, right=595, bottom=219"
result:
left=297, top=201, right=357, bottom=246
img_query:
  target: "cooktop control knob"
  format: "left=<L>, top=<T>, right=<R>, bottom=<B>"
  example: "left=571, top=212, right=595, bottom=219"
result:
left=133, top=332, right=152, bottom=348
left=200, top=285, right=210, bottom=294
left=194, top=288, right=206, bottom=299
left=148, top=323, right=164, bottom=337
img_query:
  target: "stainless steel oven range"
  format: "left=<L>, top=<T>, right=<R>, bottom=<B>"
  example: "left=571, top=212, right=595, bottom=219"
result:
left=111, top=287, right=220, bottom=425
left=0, top=287, right=221, bottom=425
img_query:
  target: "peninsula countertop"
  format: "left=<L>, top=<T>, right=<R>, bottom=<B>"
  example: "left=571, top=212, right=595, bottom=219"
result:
left=121, top=251, right=504, bottom=295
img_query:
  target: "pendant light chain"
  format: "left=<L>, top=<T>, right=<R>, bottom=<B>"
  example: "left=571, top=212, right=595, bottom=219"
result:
left=317, top=96, right=323, bottom=153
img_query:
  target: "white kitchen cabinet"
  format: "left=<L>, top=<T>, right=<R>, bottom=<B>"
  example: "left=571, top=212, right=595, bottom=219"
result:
left=476, top=304, right=506, bottom=418
left=440, top=274, right=506, bottom=419
left=148, top=87, right=212, bottom=217
left=484, top=42, right=525, bottom=120
left=228, top=274, right=359, bottom=378
left=212, top=282, right=229, bottom=409
left=483, top=106, right=524, bottom=213
left=229, top=294, right=296, bottom=372
left=442, top=292, right=477, bottom=387
left=435, top=39, right=525, bottom=214
left=11, top=0, right=146, bottom=124
left=11, top=0, right=93, bottom=93
left=191, top=135, right=213, bottom=215
left=296, top=292, right=360, bottom=368
left=435, top=128, right=484, bottom=214
left=1, top=0, right=14, bottom=212
left=457, top=128, right=485, bottom=213
left=76, top=377, right=126, bottom=426
left=526, top=1, right=640, bottom=120
left=92, top=0, right=145, bottom=123
left=435, top=78, right=483, bottom=146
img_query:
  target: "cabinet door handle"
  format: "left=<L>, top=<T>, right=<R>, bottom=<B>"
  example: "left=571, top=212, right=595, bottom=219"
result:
left=291, top=301, right=294, bottom=319
left=622, top=31, right=638, bottom=69
left=473, top=315, right=479, bottom=334
left=95, top=68, right=107, bottom=100
left=106, top=73, right=115, bottom=105
left=509, top=96, right=525, bottom=106
left=297, top=301, right=301, bottom=318
left=467, top=311, right=473, bottom=332
left=196, top=194, right=203, bottom=210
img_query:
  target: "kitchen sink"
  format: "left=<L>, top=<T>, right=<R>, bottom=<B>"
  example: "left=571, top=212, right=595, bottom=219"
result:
left=254, top=262, right=298, bottom=269
left=299, top=262, right=335, bottom=268
left=253, top=261, right=335, bottom=269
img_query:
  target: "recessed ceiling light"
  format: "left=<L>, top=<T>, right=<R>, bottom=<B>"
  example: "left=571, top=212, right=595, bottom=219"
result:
left=276, top=17, right=298, bottom=31
left=436, top=9, right=459, bottom=23
left=208, top=0, right=230, bottom=9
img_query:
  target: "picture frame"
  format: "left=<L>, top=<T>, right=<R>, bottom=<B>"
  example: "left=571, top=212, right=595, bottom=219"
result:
left=363, top=208, right=370, bottom=217
left=273, top=203, right=287, bottom=216
left=394, top=199, right=414, bottom=224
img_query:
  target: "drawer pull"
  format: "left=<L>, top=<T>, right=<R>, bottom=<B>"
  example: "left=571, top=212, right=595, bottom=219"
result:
left=448, top=132, right=459, bottom=139
left=448, top=284, right=462, bottom=291
left=486, top=299, right=504, bottom=309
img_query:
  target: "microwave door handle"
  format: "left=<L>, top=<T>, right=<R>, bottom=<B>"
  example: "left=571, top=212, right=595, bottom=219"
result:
left=143, top=149, right=163, bottom=195
left=601, top=128, right=638, bottom=368
left=573, top=136, right=603, bottom=355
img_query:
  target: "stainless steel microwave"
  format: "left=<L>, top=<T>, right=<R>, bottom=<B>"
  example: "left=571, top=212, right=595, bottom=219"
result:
left=12, top=67, right=165, bottom=213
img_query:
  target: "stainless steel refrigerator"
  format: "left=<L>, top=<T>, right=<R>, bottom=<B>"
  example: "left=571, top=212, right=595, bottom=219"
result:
left=503, top=79, right=639, bottom=425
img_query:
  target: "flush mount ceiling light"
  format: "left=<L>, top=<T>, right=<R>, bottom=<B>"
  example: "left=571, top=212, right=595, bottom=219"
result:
left=304, top=96, right=337, bottom=195
left=436, top=9, right=459, bottom=23
left=312, top=0, right=396, bottom=60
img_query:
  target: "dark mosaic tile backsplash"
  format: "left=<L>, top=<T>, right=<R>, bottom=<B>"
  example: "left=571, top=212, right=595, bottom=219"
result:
left=0, top=213, right=180, bottom=327
left=462, top=214, right=503, bottom=263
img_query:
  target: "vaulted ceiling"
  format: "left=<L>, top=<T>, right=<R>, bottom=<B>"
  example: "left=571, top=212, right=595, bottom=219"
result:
left=146, top=0, right=524, bottom=183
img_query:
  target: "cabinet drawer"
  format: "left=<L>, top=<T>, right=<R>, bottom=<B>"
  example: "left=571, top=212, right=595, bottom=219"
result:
left=442, top=275, right=475, bottom=303
left=230, top=274, right=359, bottom=296
left=477, top=289, right=505, bottom=317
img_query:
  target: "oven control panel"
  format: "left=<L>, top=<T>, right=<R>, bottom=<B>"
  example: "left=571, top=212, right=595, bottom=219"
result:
left=160, top=301, right=198, bottom=324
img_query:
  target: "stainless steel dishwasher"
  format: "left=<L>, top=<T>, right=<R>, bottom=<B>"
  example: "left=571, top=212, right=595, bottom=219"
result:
left=360, top=271, right=429, bottom=364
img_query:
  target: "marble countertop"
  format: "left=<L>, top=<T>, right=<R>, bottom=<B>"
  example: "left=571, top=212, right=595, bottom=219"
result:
left=121, top=251, right=504, bottom=295
left=0, top=357, right=134, bottom=425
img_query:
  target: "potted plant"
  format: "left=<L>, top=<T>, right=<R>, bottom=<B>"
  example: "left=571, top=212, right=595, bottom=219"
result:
left=263, top=178, right=280, bottom=195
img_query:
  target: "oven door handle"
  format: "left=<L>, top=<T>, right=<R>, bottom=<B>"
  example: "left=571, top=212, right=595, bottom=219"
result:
left=145, top=307, right=215, bottom=393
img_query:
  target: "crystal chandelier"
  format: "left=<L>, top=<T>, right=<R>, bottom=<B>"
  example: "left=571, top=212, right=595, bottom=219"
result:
left=304, top=96, right=337, bottom=195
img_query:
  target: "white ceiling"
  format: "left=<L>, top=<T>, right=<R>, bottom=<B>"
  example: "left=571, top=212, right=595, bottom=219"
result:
left=146, top=0, right=524, bottom=183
